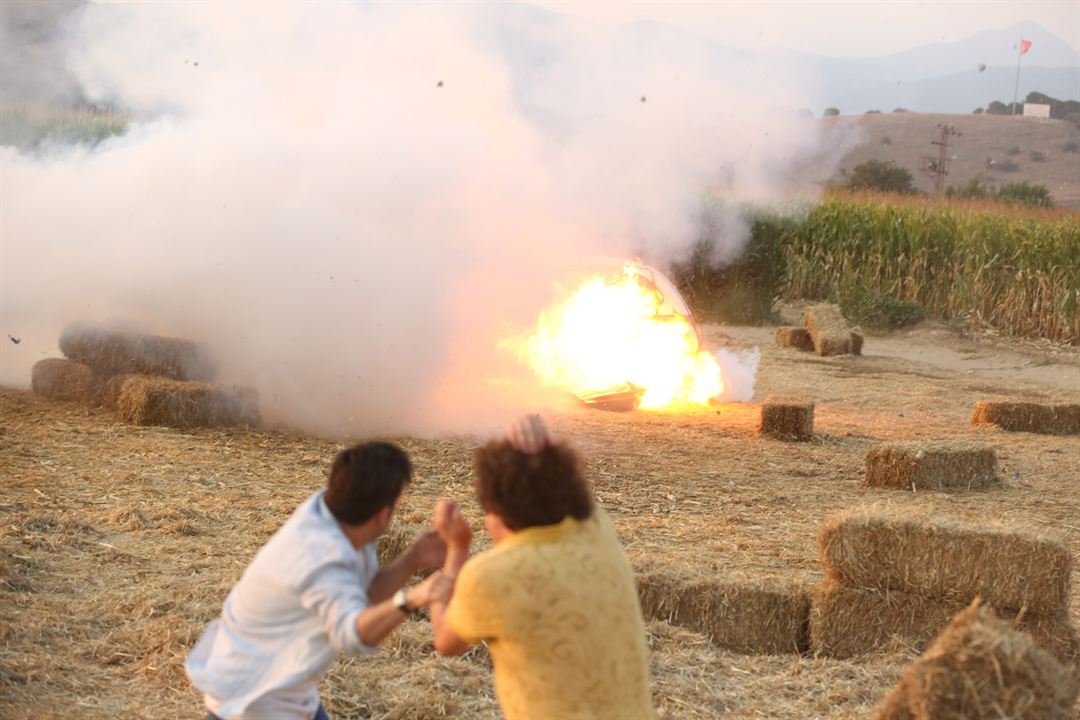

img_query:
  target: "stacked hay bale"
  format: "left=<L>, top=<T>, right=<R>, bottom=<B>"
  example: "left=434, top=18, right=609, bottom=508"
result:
left=31, top=322, right=258, bottom=430
left=637, top=567, right=810, bottom=654
left=864, top=441, right=999, bottom=491
left=972, top=400, right=1080, bottom=435
left=30, top=358, right=94, bottom=401
left=811, top=506, right=1078, bottom=664
left=873, top=600, right=1080, bottom=720
left=758, top=395, right=815, bottom=441
left=775, top=303, right=862, bottom=356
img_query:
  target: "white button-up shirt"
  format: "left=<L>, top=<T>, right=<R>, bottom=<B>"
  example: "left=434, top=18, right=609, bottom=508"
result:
left=186, top=490, right=379, bottom=719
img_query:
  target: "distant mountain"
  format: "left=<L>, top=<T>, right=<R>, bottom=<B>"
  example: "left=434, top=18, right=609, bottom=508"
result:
left=789, top=21, right=1080, bottom=113
left=3, top=1, right=1077, bottom=116
left=481, top=6, right=1080, bottom=117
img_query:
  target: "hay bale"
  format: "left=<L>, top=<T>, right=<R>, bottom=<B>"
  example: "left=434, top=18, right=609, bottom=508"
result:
left=850, top=331, right=864, bottom=356
left=810, top=582, right=1078, bottom=663
left=637, top=568, right=810, bottom=654
left=864, top=441, right=998, bottom=491
left=872, top=601, right=1080, bottom=720
left=803, top=304, right=852, bottom=356
left=31, top=358, right=93, bottom=401
left=818, top=506, right=1071, bottom=615
left=59, top=322, right=213, bottom=380
left=972, top=400, right=1080, bottom=435
left=758, top=396, right=814, bottom=441
left=775, top=326, right=814, bottom=351
left=115, top=376, right=259, bottom=429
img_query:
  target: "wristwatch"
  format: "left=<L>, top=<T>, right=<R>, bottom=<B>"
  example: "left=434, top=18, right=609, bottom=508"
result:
left=393, top=588, right=416, bottom=614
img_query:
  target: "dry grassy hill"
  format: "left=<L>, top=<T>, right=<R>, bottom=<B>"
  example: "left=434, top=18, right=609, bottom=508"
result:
left=822, top=113, right=1080, bottom=207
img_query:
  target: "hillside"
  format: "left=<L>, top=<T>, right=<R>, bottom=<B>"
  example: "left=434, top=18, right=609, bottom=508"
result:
left=822, top=112, right=1080, bottom=207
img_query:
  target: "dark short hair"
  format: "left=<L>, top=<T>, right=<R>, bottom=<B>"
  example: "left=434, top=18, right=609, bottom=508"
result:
left=325, top=441, right=411, bottom=525
left=474, top=440, right=593, bottom=531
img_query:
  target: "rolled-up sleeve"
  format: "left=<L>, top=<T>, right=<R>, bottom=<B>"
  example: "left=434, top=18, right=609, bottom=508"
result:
left=298, top=559, right=377, bottom=656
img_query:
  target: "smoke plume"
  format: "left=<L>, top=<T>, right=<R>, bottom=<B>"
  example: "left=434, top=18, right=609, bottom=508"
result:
left=1, top=2, right=836, bottom=436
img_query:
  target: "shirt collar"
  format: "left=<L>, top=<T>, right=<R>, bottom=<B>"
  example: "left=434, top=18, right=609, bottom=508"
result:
left=499, top=514, right=579, bottom=548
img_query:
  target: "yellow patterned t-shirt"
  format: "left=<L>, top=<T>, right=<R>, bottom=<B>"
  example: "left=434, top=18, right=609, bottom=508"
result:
left=445, top=508, right=655, bottom=720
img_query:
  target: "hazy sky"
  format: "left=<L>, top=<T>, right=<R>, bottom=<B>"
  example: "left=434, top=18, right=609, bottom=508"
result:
left=533, top=1, right=1080, bottom=56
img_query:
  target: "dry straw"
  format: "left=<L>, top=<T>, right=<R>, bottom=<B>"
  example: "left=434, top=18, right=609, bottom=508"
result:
left=803, top=304, right=853, bottom=356
left=818, top=505, right=1071, bottom=614
left=758, top=396, right=815, bottom=441
left=810, top=581, right=1078, bottom=664
left=850, top=331, right=864, bottom=356
left=60, top=321, right=214, bottom=380
left=972, top=400, right=1080, bottom=435
left=872, top=600, right=1080, bottom=720
left=30, top=358, right=93, bottom=401
left=864, top=441, right=998, bottom=491
left=774, top=327, right=814, bottom=351
left=637, top=567, right=810, bottom=655
left=115, top=376, right=260, bottom=429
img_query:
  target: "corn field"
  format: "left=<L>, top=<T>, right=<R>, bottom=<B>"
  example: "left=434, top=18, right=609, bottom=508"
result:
left=776, top=196, right=1080, bottom=344
left=675, top=194, right=1080, bottom=345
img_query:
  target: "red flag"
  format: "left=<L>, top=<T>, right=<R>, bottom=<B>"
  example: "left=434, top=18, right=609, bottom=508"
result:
left=1020, top=38, right=1032, bottom=55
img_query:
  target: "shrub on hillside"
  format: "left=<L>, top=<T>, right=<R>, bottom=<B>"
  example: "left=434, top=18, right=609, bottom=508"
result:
left=996, top=182, right=1053, bottom=208
left=846, top=160, right=916, bottom=194
left=824, top=107, right=840, bottom=117
left=995, top=159, right=1020, bottom=172
left=1006, top=145, right=1021, bottom=155
left=892, top=108, right=909, bottom=113
left=881, top=136, right=892, bottom=146
left=973, top=107, right=984, bottom=114
left=945, top=178, right=992, bottom=200
left=1029, top=150, right=1046, bottom=162
left=865, top=109, right=881, bottom=114
left=1062, top=141, right=1078, bottom=153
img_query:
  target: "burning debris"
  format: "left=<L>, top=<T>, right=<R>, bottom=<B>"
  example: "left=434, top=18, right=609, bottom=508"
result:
left=514, top=261, right=733, bottom=411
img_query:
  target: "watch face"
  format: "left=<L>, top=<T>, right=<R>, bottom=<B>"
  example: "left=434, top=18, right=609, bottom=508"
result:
left=394, top=589, right=410, bottom=612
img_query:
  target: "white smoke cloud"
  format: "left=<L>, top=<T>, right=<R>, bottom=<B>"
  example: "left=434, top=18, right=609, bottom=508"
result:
left=1, top=2, right=839, bottom=436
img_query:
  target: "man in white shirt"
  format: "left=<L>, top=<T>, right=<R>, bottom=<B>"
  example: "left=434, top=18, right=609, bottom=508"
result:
left=186, top=441, right=451, bottom=720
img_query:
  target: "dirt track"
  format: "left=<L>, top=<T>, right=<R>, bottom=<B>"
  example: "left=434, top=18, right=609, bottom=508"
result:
left=1, top=323, right=1078, bottom=718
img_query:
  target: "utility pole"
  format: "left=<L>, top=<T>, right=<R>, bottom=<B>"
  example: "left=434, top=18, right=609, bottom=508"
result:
left=921, top=124, right=960, bottom=196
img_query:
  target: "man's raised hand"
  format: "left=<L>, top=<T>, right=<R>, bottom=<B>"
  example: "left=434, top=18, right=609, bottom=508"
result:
left=434, top=500, right=472, bottom=550
left=409, top=530, right=447, bottom=571
left=507, top=414, right=550, bottom=454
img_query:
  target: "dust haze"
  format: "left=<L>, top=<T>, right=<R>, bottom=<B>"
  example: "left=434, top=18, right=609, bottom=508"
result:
left=1, top=2, right=841, bottom=437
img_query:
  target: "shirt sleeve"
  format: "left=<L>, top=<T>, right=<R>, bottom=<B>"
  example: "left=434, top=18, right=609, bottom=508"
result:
left=445, top=560, right=504, bottom=644
left=298, top=558, right=377, bottom=657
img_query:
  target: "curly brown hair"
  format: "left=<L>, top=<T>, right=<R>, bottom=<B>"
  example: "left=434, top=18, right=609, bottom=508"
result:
left=473, top=440, right=594, bottom=531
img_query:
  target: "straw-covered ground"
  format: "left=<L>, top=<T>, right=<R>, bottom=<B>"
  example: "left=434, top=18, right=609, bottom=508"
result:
left=2, top=322, right=1079, bottom=719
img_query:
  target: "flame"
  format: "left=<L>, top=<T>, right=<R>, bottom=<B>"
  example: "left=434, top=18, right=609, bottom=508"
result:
left=517, top=263, right=723, bottom=409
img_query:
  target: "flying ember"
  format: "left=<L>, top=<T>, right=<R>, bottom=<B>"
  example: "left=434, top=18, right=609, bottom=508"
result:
left=519, top=262, right=724, bottom=410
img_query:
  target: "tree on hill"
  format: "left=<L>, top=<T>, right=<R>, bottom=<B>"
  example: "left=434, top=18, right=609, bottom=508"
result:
left=983, top=91, right=1080, bottom=127
left=824, top=107, right=840, bottom=117
left=846, top=160, right=916, bottom=194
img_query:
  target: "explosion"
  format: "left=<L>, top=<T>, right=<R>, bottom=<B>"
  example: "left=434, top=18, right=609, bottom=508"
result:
left=518, top=262, right=724, bottom=410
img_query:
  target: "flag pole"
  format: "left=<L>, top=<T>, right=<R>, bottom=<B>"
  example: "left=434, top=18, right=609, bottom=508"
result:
left=1011, top=36, right=1023, bottom=116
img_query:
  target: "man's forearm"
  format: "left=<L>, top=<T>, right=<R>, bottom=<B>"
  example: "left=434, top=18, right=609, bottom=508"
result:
left=367, top=547, right=416, bottom=603
left=355, top=598, right=409, bottom=647
left=443, top=543, right=468, bottom=577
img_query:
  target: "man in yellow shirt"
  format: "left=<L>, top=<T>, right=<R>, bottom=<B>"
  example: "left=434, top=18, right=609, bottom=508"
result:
left=430, top=416, right=655, bottom=719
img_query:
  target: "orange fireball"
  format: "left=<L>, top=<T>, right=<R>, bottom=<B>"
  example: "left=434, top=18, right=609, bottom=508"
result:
left=518, top=262, right=722, bottom=410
